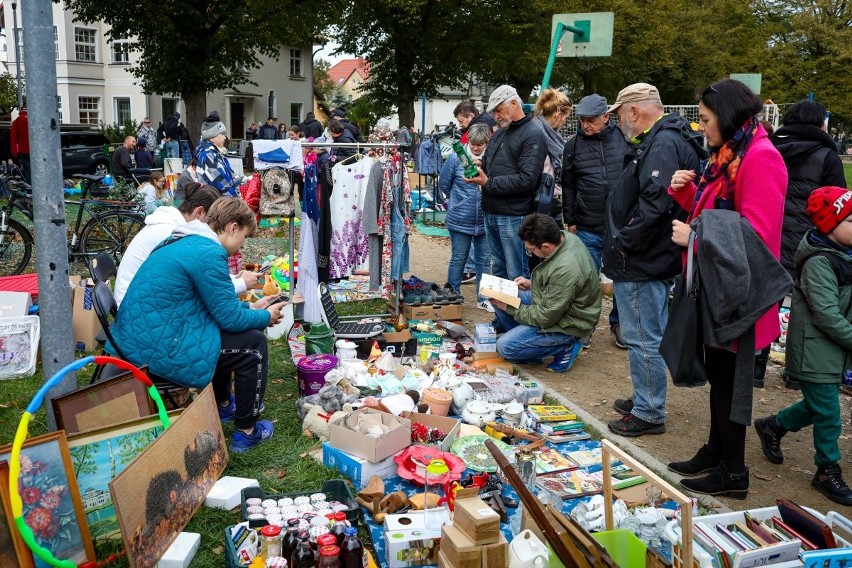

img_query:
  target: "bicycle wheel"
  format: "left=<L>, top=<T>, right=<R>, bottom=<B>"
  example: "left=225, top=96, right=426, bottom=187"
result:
left=0, top=217, right=33, bottom=276
left=80, top=210, right=144, bottom=263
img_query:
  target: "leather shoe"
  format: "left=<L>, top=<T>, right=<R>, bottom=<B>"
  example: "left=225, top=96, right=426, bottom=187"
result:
left=668, top=444, right=722, bottom=477
left=680, top=464, right=749, bottom=500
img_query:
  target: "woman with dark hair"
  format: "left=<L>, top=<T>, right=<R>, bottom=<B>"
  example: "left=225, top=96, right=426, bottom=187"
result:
left=667, top=79, right=788, bottom=498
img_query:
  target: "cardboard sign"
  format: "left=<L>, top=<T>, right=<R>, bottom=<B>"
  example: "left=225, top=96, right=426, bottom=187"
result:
left=0, top=291, right=32, bottom=317
left=70, top=276, right=104, bottom=351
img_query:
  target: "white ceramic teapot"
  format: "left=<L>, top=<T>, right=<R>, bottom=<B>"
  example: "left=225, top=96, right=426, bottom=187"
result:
left=451, top=380, right=475, bottom=415
left=462, top=400, right=499, bottom=428
left=508, top=530, right=549, bottom=568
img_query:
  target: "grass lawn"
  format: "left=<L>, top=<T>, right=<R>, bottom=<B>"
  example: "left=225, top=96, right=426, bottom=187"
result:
left=844, top=162, right=852, bottom=186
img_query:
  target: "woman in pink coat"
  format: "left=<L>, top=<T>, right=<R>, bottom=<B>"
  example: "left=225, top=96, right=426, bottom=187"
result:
left=667, top=79, right=787, bottom=499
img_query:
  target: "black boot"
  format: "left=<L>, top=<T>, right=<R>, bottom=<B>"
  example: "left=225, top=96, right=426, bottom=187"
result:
left=812, top=464, right=852, bottom=506
left=668, top=444, right=722, bottom=477
left=753, top=347, right=769, bottom=388
left=680, top=464, right=749, bottom=500
left=754, top=415, right=786, bottom=464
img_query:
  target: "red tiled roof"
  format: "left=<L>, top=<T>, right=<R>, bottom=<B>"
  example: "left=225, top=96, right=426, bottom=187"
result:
left=327, top=57, right=369, bottom=85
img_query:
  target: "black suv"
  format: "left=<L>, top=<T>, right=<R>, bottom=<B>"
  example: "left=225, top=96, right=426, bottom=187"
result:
left=60, top=131, right=110, bottom=177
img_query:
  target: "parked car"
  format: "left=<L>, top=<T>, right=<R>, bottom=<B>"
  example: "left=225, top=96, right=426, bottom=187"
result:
left=60, top=131, right=110, bottom=177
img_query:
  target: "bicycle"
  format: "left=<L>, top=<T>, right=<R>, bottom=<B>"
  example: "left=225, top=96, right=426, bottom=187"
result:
left=0, top=172, right=146, bottom=276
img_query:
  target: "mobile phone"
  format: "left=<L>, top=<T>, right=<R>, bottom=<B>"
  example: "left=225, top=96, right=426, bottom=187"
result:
left=268, top=296, right=286, bottom=306
left=258, top=265, right=272, bottom=274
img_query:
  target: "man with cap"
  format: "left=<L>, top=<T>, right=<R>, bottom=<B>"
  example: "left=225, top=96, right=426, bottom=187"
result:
left=562, top=94, right=630, bottom=349
left=195, top=110, right=239, bottom=197
left=331, top=109, right=361, bottom=141
left=465, top=84, right=547, bottom=283
left=603, top=83, right=706, bottom=437
left=134, top=136, right=155, bottom=170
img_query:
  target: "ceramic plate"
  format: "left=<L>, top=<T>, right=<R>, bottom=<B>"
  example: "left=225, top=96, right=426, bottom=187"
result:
left=450, top=435, right=510, bottom=472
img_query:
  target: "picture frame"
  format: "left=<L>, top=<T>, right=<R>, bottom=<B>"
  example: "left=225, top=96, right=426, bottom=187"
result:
left=0, top=431, right=96, bottom=568
left=0, top=461, right=36, bottom=568
left=66, top=410, right=182, bottom=539
left=51, top=366, right=156, bottom=435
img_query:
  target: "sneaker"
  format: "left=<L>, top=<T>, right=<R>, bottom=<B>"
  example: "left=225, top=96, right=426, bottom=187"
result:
left=608, top=413, right=666, bottom=437
left=811, top=464, right=852, bottom=506
left=581, top=335, right=592, bottom=349
left=613, top=398, right=634, bottom=416
left=461, top=272, right=476, bottom=284
left=229, top=419, right=275, bottom=453
left=611, top=324, right=627, bottom=349
left=477, top=300, right=495, bottom=313
left=218, top=393, right=236, bottom=422
left=668, top=444, right=722, bottom=476
left=547, top=340, right=583, bottom=373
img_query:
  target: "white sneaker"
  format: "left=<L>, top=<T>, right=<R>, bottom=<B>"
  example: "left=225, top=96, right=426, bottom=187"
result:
left=477, top=300, right=495, bottom=313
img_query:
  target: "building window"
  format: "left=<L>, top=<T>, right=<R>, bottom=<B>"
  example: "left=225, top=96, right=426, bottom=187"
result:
left=110, top=34, right=130, bottom=64
left=54, top=26, right=59, bottom=60
left=290, top=103, right=302, bottom=126
left=114, top=97, right=131, bottom=124
left=268, top=90, right=276, bottom=119
left=289, top=49, right=302, bottom=77
left=57, top=96, right=63, bottom=123
left=78, top=96, right=100, bottom=125
left=162, top=98, right=179, bottom=119
left=74, top=27, right=97, bottom=62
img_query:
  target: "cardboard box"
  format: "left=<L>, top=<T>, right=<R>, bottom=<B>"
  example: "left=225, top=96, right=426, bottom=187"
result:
left=403, top=412, right=461, bottom=453
left=485, top=362, right=513, bottom=375
left=452, top=487, right=500, bottom=545
left=384, top=510, right=449, bottom=568
left=410, top=321, right=444, bottom=347
left=0, top=291, right=32, bottom=317
left=440, top=524, right=480, bottom=568
left=473, top=324, right=496, bottom=344
left=70, top=276, right=104, bottom=351
left=437, top=550, right=453, bottom=568
left=473, top=340, right=497, bottom=353
left=481, top=532, right=509, bottom=568
left=355, top=329, right=419, bottom=359
left=389, top=294, right=463, bottom=321
left=322, top=442, right=399, bottom=488
left=329, top=408, right=412, bottom=463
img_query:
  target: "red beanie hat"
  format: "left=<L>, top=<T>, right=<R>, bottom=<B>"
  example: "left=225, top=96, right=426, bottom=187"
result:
left=806, top=186, right=852, bottom=234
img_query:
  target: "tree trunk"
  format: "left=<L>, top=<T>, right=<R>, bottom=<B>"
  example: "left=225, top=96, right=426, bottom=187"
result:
left=181, top=89, right=208, bottom=146
left=398, top=98, right=416, bottom=131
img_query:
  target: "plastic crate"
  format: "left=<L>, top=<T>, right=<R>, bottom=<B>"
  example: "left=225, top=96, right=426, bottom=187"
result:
left=0, top=273, right=39, bottom=302
left=240, top=479, right=360, bottom=525
left=664, top=506, right=852, bottom=568
left=224, top=524, right=249, bottom=568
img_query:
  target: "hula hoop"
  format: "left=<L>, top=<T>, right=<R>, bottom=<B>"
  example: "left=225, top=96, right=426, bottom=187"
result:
left=9, top=355, right=170, bottom=567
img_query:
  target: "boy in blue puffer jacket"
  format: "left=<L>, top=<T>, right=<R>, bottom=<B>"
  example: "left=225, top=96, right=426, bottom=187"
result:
left=110, top=198, right=285, bottom=452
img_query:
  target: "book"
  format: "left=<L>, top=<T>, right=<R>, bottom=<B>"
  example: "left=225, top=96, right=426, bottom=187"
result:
left=544, top=432, right=591, bottom=444
left=691, top=524, right=726, bottom=568
left=535, top=447, right=579, bottom=473
left=564, top=447, right=603, bottom=468
left=772, top=516, right=818, bottom=550
left=539, top=420, right=585, bottom=434
left=527, top=405, right=577, bottom=422
left=536, top=469, right=602, bottom=499
left=607, top=464, right=647, bottom=490
left=479, top=273, right=521, bottom=308
left=732, top=522, right=769, bottom=547
left=695, top=522, right=734, bottom=568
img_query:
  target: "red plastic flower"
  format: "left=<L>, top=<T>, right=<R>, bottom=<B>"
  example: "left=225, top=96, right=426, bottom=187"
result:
left=21, top=486, right=41, bottom=505
left=26, top=506, right=57, bottom=539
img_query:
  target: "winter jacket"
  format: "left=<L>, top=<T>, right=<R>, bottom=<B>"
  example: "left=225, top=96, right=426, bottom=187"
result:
left=195, top=140, right=239, bottom=196
left=332, top=130, right=358, bottom=160
left=112, top=146, right=133, bottom=177
left=536, top=117, right=566, bottom=222
left=341, top=119, right=361, bottom=141
left=562, top=121, right=630, bottom=233
left=136, top=125, right=157, bottom=149
left=506, top=230, right=601, bottom=337
left=108, top=220, right=269, bottom=388
left=440, top=153, right=485, bottom=236
left=163, top=115, right=180, bottom=140
left=299, top=118, right=324, bottom=139
left=460, top=112, right=495, bottom=144
left=669, top=124, right=787, bottom=349
left=138, top=181, right=173, bottom=215
left=481, top=113, right=547, bottom=216
left=135, top=149, right=154, bottom=169
left=786, top=230, right=852, bottom=384
left=771, top=124, right=847, bottom=277
left=603, top=113, right=705, bottom=281
left=10, top=110, right=29, bottom=157
left=258, top=123, right=279, bottom=140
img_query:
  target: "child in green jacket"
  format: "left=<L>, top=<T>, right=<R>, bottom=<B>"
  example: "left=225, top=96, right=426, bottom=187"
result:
left=754, top=186, right=852, bottom=505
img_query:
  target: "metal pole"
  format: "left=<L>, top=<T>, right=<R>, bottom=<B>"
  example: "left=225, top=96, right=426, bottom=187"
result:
left=11, top=2, right=23, bottom=109
left=23, top=0, right=76, bottom=429
left=541, top=22, right=568, bottom=92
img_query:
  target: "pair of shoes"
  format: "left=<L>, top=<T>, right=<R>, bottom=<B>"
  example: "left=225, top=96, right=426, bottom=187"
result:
left=610, top=324, right=627, bottom=349
left=612, top=397, right=634, bottom=416
left=680, top=464, right=749, bottom=500
left=477, top=300, right=495, bottom=313
left=547, top=340, right=583, bottom=373
left=229, top=419, right=275, bottom=453
left=608, top=413, right=666, bottom=437
left=668, top=444, right=722, bottom=476
left=754, top=415, right=786, bottom=464
left=812, top=463, right=852, bottom=505
left=581, top=335, right=592, bottom=349
left=442, top=282, right=464, bottom=304
left=218, top=393, right=236, bottom=422
left=461, top=272, right=476, bottom=284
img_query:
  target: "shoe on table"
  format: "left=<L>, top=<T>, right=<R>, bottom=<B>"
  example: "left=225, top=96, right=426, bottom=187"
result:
left=753, top=415, right=786, bottom=464
left=611, top=324, right=627, bottom=349
left=461, top=272, right=476, bottom=284
left=680, top=464, right=749, bottom=500
left=613, top=397, right=634, bottom=416
left=230, top=419, right=274, bottom=453
left=608, top=413, right=666, bottom=437
left=812, top=463, right=852, bottom=506
left=477, top=300, right=495, bottom=313
left=668, top=444, right=722, bottom=476
left=547, top=340, right=583, bottom=373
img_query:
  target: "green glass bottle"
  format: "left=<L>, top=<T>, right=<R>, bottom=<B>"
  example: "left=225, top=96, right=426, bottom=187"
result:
left=451, top=140, right=479, bottom=178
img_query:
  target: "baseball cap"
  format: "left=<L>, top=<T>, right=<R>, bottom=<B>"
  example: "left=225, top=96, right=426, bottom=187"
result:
left=575, top=94, right=608, bottom=117
left=607, top=83, right=661, bottom=113
left=487, top=85, right=518, bottom=112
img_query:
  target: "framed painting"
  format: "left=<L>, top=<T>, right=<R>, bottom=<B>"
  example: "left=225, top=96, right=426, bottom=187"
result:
left=110, top=386, right=227, bottom=568
left=0, top=461, right=36, bottom=568
left=51, top=366, right=156, bottom=435
left=0, top=431, right=96, bottom=568
left=67, top=410, right=182, bottom=539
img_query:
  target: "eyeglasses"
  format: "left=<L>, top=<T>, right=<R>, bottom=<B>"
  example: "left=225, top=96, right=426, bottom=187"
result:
left=701, top=85, right=719, bottom=98
left=144, top=121, right=151, bottom=124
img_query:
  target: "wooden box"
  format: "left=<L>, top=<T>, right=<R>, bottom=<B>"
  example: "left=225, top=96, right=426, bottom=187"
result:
left=439, top=524, right=481, bottom=568
left=452, top=487, right=500, bottom=545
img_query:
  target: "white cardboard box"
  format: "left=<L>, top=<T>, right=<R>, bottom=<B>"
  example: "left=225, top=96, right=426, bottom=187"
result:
left=384, top=510, right=451, bottom=568
left=322, top=442, right=399, bottom=488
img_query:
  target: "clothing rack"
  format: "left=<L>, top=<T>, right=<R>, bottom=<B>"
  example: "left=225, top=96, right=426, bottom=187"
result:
left=299, top=141, right=407, bottom=316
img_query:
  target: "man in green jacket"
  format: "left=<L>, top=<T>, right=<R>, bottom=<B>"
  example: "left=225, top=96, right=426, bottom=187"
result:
left=489, top=213, right=601, bottom=372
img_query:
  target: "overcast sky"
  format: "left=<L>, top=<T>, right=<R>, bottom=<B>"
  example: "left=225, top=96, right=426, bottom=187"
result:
left=313, top=41, right=352, bottom=65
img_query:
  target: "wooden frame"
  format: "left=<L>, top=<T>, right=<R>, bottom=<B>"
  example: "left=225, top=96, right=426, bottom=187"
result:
left=0, top=431, right=96, bottom=567
left=0, top=461, right=35, bottom=568
left=51, top=366, right=155, bottom=434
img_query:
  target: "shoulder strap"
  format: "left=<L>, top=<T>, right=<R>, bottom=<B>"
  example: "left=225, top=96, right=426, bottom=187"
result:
left=795, top=250, right=852, bottom=286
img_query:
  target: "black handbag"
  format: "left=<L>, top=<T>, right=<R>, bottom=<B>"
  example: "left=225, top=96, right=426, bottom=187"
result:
left=660, top=232, right=707, bottom=387
left=534, top=171, right=555, bottom=214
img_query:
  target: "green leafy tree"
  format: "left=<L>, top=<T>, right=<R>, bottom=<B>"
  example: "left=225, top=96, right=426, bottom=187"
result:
left=0, top=73, right=20, bottom=115
left=349, top=95, right=393, bottom=135
left=65, top=0, right=328, bottom=142
left=314, top=58, right=336, bottom=101
left=329, top=87, right=351, bottom=114
left=69, top=444, right=99, bottom=480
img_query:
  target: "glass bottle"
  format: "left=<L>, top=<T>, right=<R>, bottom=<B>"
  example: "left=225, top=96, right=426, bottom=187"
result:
left=424, top=459, right=449, bottom=529
left=517, top=446, right=537, bottom=489
left=260, top=524, right=282, bottom=559
left=316, top=534, right=337, bottom=566
left=318, top=545, right=341, bottom=568
left=451, top=140, right=479, bottom=178
left=340, top=526, right=366, bottom=568
left=330, top=511, right=349, bottom=546
left=283, top=518, right=301, bottom=563
left=291, top=531, right=316, bottom=568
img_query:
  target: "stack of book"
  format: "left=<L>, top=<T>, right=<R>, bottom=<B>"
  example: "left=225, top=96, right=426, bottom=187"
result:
left=691, top=512, right=803, bottom=568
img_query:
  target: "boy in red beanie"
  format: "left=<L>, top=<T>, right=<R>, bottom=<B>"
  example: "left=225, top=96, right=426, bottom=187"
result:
left=754, top=186, right=852, bottom=505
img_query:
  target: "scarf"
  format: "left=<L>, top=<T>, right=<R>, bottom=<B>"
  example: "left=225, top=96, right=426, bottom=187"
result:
left=694, top=116, right=759, bottom=211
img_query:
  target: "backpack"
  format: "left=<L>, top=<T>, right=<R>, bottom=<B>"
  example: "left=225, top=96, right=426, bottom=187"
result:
left=259, top=168, right=295, bottom=217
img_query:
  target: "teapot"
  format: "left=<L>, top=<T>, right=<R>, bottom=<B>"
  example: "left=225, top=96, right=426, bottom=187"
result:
left=509, top=530, right=549, bottom=568
left=451, top=381, right=475, bottom=415
left=462, top=400, right=501, bottom=428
